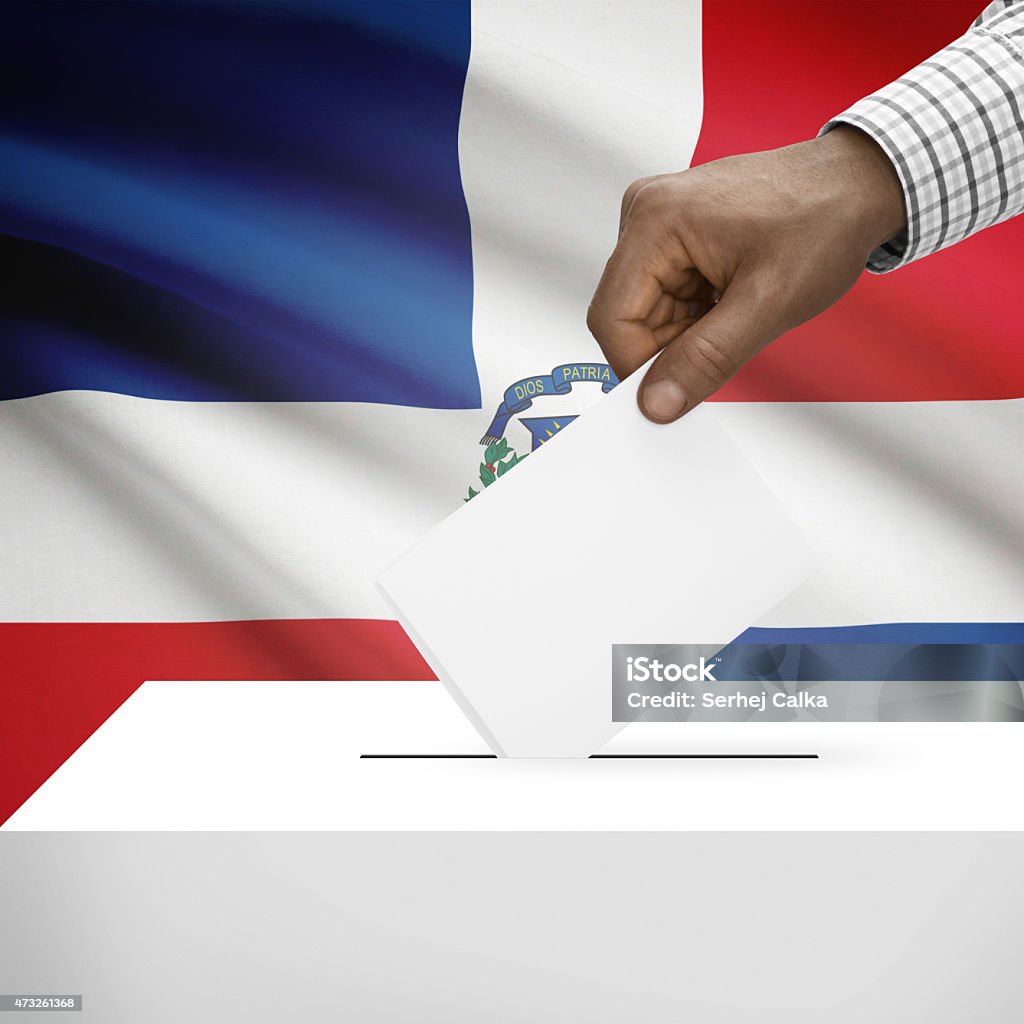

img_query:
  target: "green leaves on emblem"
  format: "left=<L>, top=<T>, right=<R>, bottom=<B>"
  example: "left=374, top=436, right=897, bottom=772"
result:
left=464, top=439, right=528, bottom=501
left=483, top=438, right=510, bottom=465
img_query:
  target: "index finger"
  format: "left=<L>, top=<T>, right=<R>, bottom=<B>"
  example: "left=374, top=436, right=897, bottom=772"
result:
left=587, top=220, right=698, bottom=380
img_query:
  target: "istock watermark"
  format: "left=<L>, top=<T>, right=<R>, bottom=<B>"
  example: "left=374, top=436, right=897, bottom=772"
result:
left=612, top=638, right=1024, bottom=723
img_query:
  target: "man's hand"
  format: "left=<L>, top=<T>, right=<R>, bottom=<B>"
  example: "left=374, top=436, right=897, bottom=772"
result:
left=587, top=126, right=907, bottom=422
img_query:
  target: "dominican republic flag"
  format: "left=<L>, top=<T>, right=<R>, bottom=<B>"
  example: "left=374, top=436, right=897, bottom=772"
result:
left=2, top=0, right=1022, bottom=824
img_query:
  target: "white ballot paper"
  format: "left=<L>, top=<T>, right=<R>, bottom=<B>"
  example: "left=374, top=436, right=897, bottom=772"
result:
left=378, top=367, right=810, bottom=757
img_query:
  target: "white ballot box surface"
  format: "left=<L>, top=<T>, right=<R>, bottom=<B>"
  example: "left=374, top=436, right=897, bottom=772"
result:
left=378, top=368, right=810, bottom=757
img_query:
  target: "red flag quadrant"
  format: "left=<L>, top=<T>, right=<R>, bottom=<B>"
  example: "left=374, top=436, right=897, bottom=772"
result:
left=700, top=0, right=1024, bottom=402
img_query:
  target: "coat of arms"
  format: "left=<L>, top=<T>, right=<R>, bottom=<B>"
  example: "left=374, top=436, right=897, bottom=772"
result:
left=465, top=362, right=618, bottom=500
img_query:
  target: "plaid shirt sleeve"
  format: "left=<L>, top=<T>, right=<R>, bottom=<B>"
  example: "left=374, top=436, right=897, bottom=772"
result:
left=820, top=0, right=1024, bottom=273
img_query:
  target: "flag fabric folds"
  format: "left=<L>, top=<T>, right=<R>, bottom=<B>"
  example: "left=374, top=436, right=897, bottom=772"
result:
left=1, top=0, right=1022, bottom=824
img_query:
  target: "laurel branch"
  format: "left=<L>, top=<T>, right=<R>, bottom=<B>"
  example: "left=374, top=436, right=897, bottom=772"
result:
left=465, top=437, right=528, bottom=501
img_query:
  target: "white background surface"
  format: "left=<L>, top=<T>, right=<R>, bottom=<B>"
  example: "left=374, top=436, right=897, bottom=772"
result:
left=4, top=831, right=1022, bottom=1023
left=6, top=679, right=1023, bottom=830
